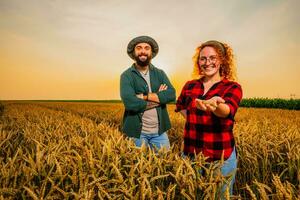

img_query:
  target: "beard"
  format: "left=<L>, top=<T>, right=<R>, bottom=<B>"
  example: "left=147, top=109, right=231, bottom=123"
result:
left=134, top=53, right=152, bottom=67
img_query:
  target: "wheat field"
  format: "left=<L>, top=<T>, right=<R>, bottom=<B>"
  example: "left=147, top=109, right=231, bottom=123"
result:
left=0, top=101, right=299, bottom=199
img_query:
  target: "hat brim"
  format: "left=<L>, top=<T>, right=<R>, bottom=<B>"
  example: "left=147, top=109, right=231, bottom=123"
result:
left=127, top=36, right=159, bottom=59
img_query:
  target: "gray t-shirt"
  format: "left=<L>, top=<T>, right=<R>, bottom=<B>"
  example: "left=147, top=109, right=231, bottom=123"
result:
left=139, top=71, right=159, bottom=134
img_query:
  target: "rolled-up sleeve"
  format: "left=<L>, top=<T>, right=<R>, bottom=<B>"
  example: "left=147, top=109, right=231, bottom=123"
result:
left=157, top=70, right=176, bottom=104
left=175, top=81, right=191, bottom=112
left=223, top=83, right=243, bottom=119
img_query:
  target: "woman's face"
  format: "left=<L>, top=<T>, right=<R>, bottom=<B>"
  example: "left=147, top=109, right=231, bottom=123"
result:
left=198, top=46, right=222, bottom=78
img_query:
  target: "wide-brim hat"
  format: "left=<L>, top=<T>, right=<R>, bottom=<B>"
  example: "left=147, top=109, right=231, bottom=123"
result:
left=127, top=36, right=159, bottom=59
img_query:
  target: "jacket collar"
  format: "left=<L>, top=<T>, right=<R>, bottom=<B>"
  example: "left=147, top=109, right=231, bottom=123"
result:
left=130, top=63, right=154, bottom=73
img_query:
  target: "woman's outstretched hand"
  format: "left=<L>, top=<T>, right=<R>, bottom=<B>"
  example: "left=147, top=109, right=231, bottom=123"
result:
left=195, top=96, right=225, bottom=112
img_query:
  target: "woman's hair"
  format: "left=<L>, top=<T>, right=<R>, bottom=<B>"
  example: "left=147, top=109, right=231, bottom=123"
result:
left=192, top=40, right=237, bottom=81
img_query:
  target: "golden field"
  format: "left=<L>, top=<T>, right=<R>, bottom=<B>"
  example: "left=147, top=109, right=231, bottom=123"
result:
left=0, top=102, right=299, bottom=199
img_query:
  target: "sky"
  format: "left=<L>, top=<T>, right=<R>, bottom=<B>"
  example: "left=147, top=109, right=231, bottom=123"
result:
left=0, top=0, right=299, bottom=100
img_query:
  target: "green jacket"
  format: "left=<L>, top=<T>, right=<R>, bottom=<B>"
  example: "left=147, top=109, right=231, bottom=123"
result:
left=120, top=64, right=176, bottom=138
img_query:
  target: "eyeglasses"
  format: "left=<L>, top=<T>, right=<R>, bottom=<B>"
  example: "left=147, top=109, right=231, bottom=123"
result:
left=199, top=55, right=218, bottom=64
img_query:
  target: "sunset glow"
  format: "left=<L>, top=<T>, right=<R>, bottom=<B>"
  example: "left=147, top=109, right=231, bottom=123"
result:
left=1, top=0, right=299, bottom=100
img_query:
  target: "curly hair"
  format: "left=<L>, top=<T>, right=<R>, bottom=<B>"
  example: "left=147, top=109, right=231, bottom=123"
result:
left=192, top=41, right=237, bottom=81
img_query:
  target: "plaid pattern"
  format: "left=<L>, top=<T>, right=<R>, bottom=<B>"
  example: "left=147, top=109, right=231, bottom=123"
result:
left=176, top=78, right=242, bottom=161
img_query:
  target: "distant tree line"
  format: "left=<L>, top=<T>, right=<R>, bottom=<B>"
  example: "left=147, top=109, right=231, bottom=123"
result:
left=240, top=98, right=300, bottom=110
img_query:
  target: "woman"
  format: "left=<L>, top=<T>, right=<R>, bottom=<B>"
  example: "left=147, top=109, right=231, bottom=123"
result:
left=175, top=40, right=243, bottom=197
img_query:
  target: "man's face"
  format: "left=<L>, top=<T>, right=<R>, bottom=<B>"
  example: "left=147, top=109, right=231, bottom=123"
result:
left=133, top=43, right=152, bottom=67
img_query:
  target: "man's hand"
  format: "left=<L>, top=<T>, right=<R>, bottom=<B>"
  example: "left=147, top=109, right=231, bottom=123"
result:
left=136, top=84, right=168, bottom=103
left=158, top=84, right=168, bottom=92
left=145, top=101, right=160, bottom=110
left=136, top=93, right=144, bottom=99
left=146, top=84, right=168, bottom=103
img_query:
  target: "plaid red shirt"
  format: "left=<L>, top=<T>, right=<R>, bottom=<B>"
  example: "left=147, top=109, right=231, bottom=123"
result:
left=176, top=78, right=243, bottom=161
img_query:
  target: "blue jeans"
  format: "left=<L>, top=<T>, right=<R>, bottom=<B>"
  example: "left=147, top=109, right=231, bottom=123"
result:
left=219, top=147, right=237, bottom=198
left=134, top=132, right=170, bottom=150
left=184, top=148, right=237, bottom=199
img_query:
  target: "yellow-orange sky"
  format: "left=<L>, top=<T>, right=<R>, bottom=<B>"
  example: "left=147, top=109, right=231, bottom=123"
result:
left=0, top=0, right=299, bottom=100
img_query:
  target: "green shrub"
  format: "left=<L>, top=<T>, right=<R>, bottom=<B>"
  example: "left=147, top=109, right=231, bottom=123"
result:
left=240, top=98, right=300, bottom=110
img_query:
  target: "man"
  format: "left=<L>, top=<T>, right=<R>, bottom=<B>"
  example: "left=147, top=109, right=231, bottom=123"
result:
left=120, top=35, right=176, bottom=150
